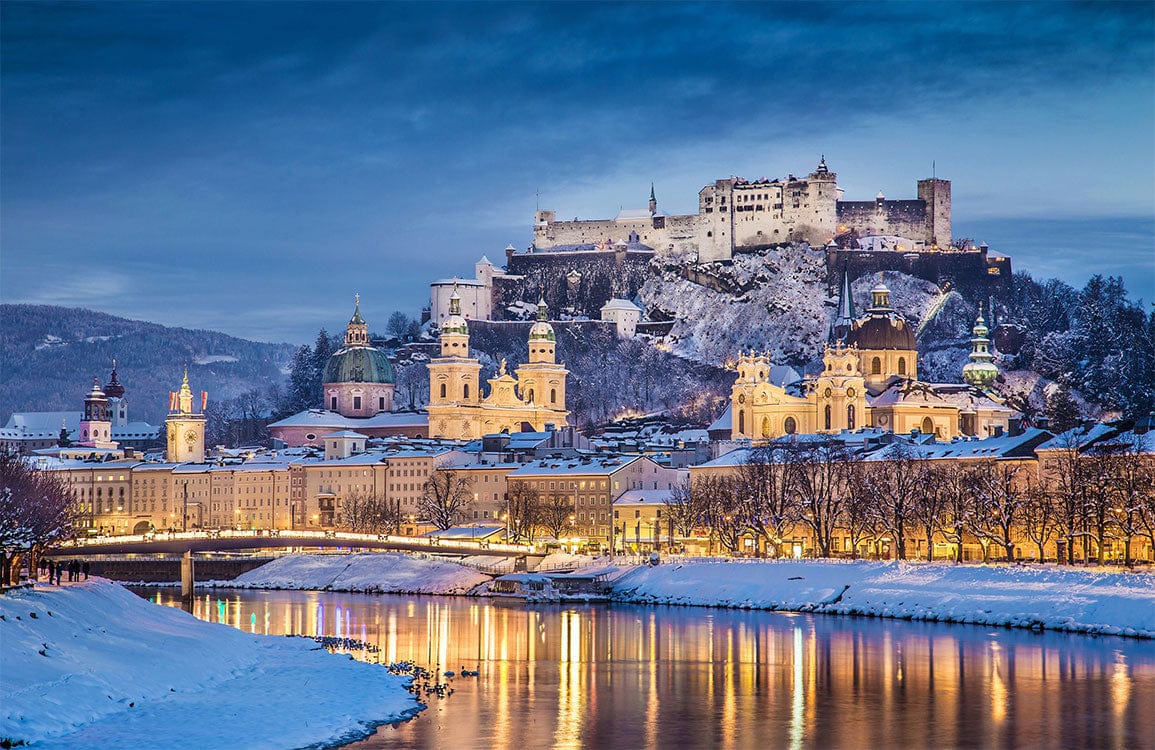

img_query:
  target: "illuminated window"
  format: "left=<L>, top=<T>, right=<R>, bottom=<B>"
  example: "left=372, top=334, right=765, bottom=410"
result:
left=898, top=357, right=907, bottom=375
left=871, top=357, right=882, bottom=375
left=784, top=416, right=797, bottom=434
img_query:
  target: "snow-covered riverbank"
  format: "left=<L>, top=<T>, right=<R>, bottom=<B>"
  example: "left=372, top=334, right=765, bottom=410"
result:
left=0, top=579, right=422, bottom=749
left=612, top=559, right=1155, bottom=638
left=218, top=552, right=490, bottom=594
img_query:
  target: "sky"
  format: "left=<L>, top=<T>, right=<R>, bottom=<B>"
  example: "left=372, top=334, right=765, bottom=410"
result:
left=2, top=1, right=1152, bottom=344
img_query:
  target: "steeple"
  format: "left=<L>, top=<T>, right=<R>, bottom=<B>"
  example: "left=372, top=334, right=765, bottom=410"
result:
left=649, top=183, right=657, bottom=215
left=344, top=293, right=369, bottom=346
left=830, top=271, right=856, bottom=343
left=962, top=303, right=999, bottom=389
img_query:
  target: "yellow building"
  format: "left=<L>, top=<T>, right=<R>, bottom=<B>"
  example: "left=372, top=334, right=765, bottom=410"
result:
left=427, top=290, right=569, bottom=440
left=731, top=282, right=1013, bottom=441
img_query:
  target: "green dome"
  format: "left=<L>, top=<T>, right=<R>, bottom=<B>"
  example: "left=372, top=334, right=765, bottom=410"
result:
left=324, top=346, right=395, bottom=384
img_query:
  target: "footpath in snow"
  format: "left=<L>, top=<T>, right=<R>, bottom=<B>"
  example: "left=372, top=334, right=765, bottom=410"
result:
left=611, top=559, right=1155, bottom=638
left=1, top=579, right=422, bottom=749
left=219, top=552, right=490, bottom=594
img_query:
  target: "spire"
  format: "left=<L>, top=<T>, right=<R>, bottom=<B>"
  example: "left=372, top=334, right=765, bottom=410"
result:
left=104, top=358, right=125, bottom=398
left=182, top=367, right=189, bottom=388
left=830, top=271, right=856, bottom=343
left=449, top=279, right=462, bottom=316
left=345, top=293, right=369, bottom=346
left=648, top=183, right=657, bottom=215
left=349, top=293, right=365, bottom=325
left=537, top=294, right=548, bottom=322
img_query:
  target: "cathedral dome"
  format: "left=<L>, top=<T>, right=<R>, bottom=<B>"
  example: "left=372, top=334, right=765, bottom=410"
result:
left=324, top=346, right=395, bottom=385
left=442, top=314, right=469, bottom=335
left=845, top=315, right=916, bottom=350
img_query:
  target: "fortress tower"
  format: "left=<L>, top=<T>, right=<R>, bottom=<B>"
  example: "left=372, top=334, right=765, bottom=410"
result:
left=917, top=178, right=951, bottom=248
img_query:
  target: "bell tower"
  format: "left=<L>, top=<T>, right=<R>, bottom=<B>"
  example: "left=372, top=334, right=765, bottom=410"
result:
left=515, top=297, right=569, bottom=425
left=166, top=369, right=207, bottom=463
left=79, top=378, right=116, bottom=449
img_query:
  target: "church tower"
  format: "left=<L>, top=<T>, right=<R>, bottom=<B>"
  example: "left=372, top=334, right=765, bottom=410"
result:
left=962, top=304, right=999, bottom=390
left=515, top=297, right=570, bottom=422
left=166, top=369, right=206, bottom=463
left=103, top=359, right=128, bottom=427
left=814, top=343, right=868, bottom=433
left=427, top=287, right=483, bottom=438
left=649, top=183, right=657, bottom=215
left=79, top=378, right=116, bottom=449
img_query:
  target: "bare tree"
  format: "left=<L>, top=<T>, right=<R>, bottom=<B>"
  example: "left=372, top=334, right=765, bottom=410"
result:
left=970, top=461, right=1030, bottom=561
left=666, top=478, right=703, bottom=541
left=343, top=490, right=393, bottom=534
left=793, top=438, right=853, bottom=558
left=938, top=463, right=980, bottom=563
left=736, top=446, right=797, bottom=557
left=419, top=464, right=474, bottom=530
left=504, top=480, right=542, bottom=543
left=1045, top=433, right=1090, bottom=564
left=0, top=453, right=78, bottom=584
left=539, top=491, right=575, bottom=541
left=841, top=461, right=876, bottom=559
left=692, top=474, right=745, bottom=556
left=862, top=443, right=927, bottom=560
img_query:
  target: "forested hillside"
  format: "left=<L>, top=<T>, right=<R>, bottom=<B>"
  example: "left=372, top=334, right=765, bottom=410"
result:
left=0, top=305, right=295, bottom=424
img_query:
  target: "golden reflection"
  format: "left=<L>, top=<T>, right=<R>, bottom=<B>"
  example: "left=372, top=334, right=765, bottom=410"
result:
left=137, top=588, right=1154, bottom=750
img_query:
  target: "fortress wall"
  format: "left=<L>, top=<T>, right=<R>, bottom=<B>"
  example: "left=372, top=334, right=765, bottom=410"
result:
left=836, top=200, right=929, bottom=242
left=826, top=248, right=1012, bottom=297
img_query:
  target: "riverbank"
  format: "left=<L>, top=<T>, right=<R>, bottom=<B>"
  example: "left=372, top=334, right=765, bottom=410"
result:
left=199, top=552, right=1155, bottom=639
left=612, top=559, right=1155, bottom=638
left=0, top=579, right=422, bottom=749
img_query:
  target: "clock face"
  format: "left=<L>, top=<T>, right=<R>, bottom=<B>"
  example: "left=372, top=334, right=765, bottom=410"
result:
left=185, top=430, right=198, bottom=444
left=847, top=388, right=856, bottom=398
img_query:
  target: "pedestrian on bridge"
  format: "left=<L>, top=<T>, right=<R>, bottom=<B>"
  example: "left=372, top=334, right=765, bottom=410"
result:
left=82, top=560, right=90, bottom=580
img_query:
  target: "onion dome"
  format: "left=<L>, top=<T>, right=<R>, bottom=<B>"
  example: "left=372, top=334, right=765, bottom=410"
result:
left=962, top=304, right=999, bottom=389
left=528, top=296, right=555, bottom=341
left=324, top=346, right=395, bottom=384
left=103, top=359, right=125, bottom=398
left=844, top=284, right=915, bottom=350
left=442, top=284, right=469, bottom=335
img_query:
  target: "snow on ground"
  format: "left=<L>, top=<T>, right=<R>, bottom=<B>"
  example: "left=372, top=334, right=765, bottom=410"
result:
left=0, top=579, right=421, bottom=749
left=221, top=552, right=490, bottom=594
left=612, top=559, right=1155, bottom=638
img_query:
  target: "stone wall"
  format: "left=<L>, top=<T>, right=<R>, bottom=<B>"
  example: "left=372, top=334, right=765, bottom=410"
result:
left=502, top=250, right=654, bottom=319
left=826, top=247, right=1012, bottom=297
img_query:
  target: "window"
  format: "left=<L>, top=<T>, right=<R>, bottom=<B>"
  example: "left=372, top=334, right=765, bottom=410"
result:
left=527, top=388, right=534, bottom=403
left=784, top=416, right=797, bottom=434
left=871, top=357, right=882, bottom=375
left=921, top=417, right=934, bottom=434
left=738, top=410, right=745, bottom=434
left=898, top=357, right=907, bottom=376
left=353, top=396, right=362, bottom=410
left=464, top=384, right=470, bottom=399
left=761, top=417, right=771, bottom=439
left=379, top=397, right=385, bottom=410
left=440, top=384, right=447, bottom=399
left=824, top=404, right=832, bottom=431
left=550, top=388, right=557, bottom=404
left=847, top=404, right=856, bottom=430
left=330, top=396, right=338, bottom=410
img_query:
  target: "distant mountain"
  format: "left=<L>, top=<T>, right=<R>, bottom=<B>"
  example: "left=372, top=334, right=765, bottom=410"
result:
left=0, top=305, right=296, bottom=425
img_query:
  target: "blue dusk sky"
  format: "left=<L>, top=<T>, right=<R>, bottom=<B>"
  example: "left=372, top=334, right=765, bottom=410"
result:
left=2, top=1, right=1152, bottom=343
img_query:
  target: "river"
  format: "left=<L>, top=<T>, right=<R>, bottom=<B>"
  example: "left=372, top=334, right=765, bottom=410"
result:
left=133, top=587, right=1155, bottom=749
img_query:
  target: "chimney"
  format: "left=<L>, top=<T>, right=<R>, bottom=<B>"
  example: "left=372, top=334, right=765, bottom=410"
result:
left=993, top=425, right=1005, bottom=438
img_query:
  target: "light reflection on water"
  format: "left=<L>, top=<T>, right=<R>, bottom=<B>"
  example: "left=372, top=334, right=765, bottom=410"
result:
left=136, top=588, right=1155, bottom=750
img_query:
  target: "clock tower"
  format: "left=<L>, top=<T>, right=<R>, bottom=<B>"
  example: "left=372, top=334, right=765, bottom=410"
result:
left=166, top=369, right=207, bottom=463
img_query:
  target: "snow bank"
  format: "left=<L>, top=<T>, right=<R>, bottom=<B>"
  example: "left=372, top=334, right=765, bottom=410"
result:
left=0, top=579, right=421, bottom=749
left=222, top=552, right=490, bottom=594
left=612, top=560, right=1155, bottom=638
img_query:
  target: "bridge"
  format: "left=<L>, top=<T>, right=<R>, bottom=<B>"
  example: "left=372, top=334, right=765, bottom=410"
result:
left=49, top=529, right=540, bottom=558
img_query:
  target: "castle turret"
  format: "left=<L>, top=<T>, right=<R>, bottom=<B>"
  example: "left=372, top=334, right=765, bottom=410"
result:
left=962, top=304, right=999, bottom=389
left=918, top=177, right=951, bottom=248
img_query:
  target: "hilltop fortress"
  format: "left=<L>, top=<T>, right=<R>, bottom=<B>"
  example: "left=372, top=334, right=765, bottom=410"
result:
left=533, top=158, right=951, bottom=262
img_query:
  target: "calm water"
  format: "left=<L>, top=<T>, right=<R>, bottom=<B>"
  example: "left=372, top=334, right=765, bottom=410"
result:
left=134, top=587, right=1155, bottom=750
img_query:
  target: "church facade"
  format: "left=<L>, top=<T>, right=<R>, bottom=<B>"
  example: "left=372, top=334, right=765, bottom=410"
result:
left=427, top=289, right=569, bottom=440
left=731, top=281, right=1013, bottom=441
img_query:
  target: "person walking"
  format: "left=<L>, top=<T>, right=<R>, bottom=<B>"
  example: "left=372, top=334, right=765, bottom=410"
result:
left=46, top=559, right=56, bottom=585
left=82, top=560, right=90, bottom=580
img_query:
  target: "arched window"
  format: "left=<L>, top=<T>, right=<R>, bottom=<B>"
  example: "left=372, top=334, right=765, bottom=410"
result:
left=898, top=357, right=907, bottom=375
left=463, top=384, right=470, bottom=399
left=738, top=410, right=746, bottom=435
left=824, top=404, right=832, bottom=430
left=921, top=417, right=934, bottom=434
left=527, top=388, right=535, bottom=403
left=847, top=404, right=856, bottom=430
left=550, top=388, right=557, bottom=404
left=784, top=416, right=797, bottom=434
left=871, top=357, right=882, bottom=375
left=439, top=383, right=447, bottom=399
left=761, top=417, right=771, bottom=439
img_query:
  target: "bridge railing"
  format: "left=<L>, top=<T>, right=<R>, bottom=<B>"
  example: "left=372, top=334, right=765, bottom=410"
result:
left=58, top=529, right=539, bottom=555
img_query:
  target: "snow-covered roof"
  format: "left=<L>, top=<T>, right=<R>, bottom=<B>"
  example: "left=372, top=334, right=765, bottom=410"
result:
left=325, top=430, right=368, bottom=439
left=708, top=404, right=732, bottom=432
left=600, top=298, right=641, bottom=312
left=866, top=428, right=1053, bottom=461
left=431, top=278, right=486, bottom=287
left=614, top=208, right=654, bottom=221
left=1, top=411, right=160, bottom=441
left=613, top=488, right=675, bottom=505
left=268, top=410, right=429, bottom=430
left=508, top=455, right=643, bottom=477
left=422, top=525, right=505, bottom=540
left=868, top=381, right=1012, bottom=413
